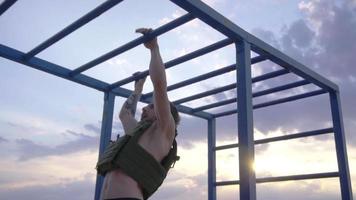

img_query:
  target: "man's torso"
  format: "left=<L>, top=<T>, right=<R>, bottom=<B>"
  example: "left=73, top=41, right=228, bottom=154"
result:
left=101, top=121, right=174, bottom=200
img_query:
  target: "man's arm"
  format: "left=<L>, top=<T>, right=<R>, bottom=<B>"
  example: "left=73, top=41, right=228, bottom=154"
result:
left=136, top=28, right=175, bottom=136
left=119, top=74, right=146, bottom=135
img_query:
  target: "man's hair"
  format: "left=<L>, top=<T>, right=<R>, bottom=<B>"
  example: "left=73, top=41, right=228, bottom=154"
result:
left=169, top=102, right=180, bottom=125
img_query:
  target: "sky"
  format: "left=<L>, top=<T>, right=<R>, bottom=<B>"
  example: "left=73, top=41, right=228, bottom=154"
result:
left=0, top=0, right=355, bottom=199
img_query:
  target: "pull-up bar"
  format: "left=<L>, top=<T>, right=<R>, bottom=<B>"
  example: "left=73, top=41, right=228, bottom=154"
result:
left=192, top=79, right=310, bottom=112
left=69, top=13, right=196, bottom=77
left=213, top=89, right=327, bottom=118
left=173, top=68, right=290, bottom=105
left=24, top=0, right=124, bottom=60
left=142, top=55, right=268, bottom=100
left=107, top=38, right=233, bottom=90
left=215, top=127, right=333, bottom=151
left=216, top=172, right=339, bottom=186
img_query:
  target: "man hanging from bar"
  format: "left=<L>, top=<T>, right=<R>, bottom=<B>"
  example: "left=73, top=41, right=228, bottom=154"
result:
left=96, top=28, right=181, bottom=200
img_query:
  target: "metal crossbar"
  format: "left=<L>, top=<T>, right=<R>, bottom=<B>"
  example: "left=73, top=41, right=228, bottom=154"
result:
left=70, top=13, right=196, bottom=77
left=107, top=38, right=233, bottom=89
left=24, top=0, right=124, bottom=59
left=215, top=172, right=339, bottom=186
left=192, top=79, right=310, bottom=112
left=214, top=127, right=334, bottom=151
left=213, top=89, right=327, bottom=118
left=173, top=68, right=289, bottom=105
left=0, top=0, right=352, bottom=200
left=0, top=0, right=17, bottom=16
left=142, top=55, right=268, bottom=100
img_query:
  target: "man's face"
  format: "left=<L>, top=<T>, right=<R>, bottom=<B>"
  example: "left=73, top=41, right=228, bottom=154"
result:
left=141, top=104, right=156, bottom=121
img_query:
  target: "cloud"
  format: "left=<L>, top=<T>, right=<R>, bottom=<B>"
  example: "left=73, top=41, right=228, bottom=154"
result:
left=249, top=0, right=356, bottom=146
left=15, top=129, right=98, bottom=161
left=0, top=136, right=8, bottom=143
left=0, top=174, right=95, bottom=200
left=158, top=10, right=184, bottom=26
left=256, top=180, right=340, bottom=200
left=5, top=120, right=50, bottom=136
left=152, top=173, right=208, bottom=200
left=176, top=115, right=207, bottom=149
left=83, top=123, right=101, bottom=135
left=170, top=0, right=356, bottom=152
left=11, top=114, right=207, bottom=161
left=284, top=19, right=315, bottom=49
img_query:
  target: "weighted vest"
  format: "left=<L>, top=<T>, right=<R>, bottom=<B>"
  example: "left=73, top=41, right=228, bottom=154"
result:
left=96, top=120, right=179, bottom=199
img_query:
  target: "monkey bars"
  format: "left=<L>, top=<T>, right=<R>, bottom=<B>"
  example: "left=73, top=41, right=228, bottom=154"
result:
left=0, top=0, right=352, bottom=200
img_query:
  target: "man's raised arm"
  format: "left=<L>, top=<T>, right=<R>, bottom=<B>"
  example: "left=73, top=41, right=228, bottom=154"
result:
left=119, top=74, right=146, bottom=135
left=136, top=28, right=175, bottom=135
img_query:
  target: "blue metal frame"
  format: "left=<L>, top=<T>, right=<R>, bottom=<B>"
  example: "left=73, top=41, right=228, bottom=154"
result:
left=0, top=0, right=352, bottom=200
left=94, top=92, right=115, bottom=200
left=192, top=79, right=310, bottom=113
left=170, top=0, right=338, bottom=92
left=330, top=91, right=354, bottom=200
left=207, top=118, right=216, bottom=200
left=173, top=68, right=290, bottom=105
left=215, top=127, right=334, bottom=151
left=216, top=172, right=339, bottom=186
left=236, top=41, right=256, bottom=200
left=142, top=55, right=267, bottom=100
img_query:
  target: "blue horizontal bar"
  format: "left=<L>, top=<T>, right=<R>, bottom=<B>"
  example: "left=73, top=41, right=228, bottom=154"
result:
left=142, top=55, right=268, bottom=99
left=213, top=89, right=327, bottom=118
left=144, top=63, right=236, bottom=99
left=173, top=68, right=289, bottom=105
left=175, top=104, right=213, bottom=119
left=70, top=13, right=196, bottom=77
left=192, top=97, right=236, bottom=112
left=0, top=0, right=17, bottom=16
left=1, top=44, right=109, bottom=91
left=173, top=83, right=235, bottom=105
left=171, top=0, right=338, bottom=92
left=254, top=89, right=327, bottom=109
left=192, top=79, right=310, bottom=112
left=164, top=38, right=233, bottom=68
left=24, top=0, right=123, bottom=59
left=255, top=127, right=333, bottom=144
left=253, top=79, right=310, bottom=98
left=256, top=172, right=339, bottom=183
left=0, top=44, right=212, bottom=119
left=215, top=127, right=333, bottom=150
left=252, top=46, right=338, bottom=91
left=215, top=180, right=240, bottom=186
left=107, top=38, right=233, bottom=90
left=215, top=172, right=339, bottom=186
left=251, top=68, right=289, bottom=82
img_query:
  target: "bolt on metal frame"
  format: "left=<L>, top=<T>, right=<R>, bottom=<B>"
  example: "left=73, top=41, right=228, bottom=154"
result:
left=0, top=0, right=353, bottom=200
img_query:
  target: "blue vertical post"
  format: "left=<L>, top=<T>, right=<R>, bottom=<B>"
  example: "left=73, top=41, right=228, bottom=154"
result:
left=208, top=118, right=217, bottom=200
left=236, top=41, right=256, bottom=200
left=329, top=91, right=353, bottom=200
left=94, top=92, right=115, bottom=200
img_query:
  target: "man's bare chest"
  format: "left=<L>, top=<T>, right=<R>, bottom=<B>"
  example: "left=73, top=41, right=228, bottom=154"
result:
left=137, top=124, right=172, bottom=161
